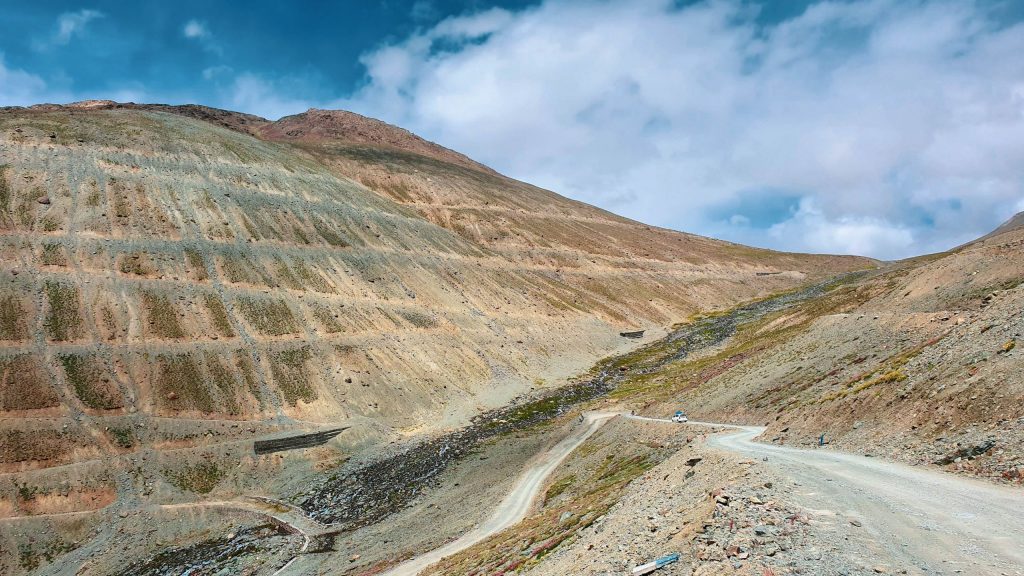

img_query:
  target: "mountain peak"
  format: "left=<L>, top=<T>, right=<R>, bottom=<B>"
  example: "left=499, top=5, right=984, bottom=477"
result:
left=260, top=107, right=495, bottom=173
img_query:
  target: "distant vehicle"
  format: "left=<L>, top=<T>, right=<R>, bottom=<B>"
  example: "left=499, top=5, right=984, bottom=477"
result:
left=672, top=410, right=688, bottom=423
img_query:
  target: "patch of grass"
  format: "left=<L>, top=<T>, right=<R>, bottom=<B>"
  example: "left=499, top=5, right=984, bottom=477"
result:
left=118, top=252, right=152, bottom=275
left=292, top=225, right=311, bottom=245
left=59, top=353, right=123, bottom=410
left=107, top=426, right=135, bottom=448
left=40, top=243, right=67, bottom=266
left=44, top=281, right=83, bottom=341
left=0, top=354, right=60, bottom=410
left=270, top=346, right=318, bottom=406
left=141, top=291, right=186, bottom=338
left=204, top=352, right=241, bottom=414
left=543, top=474, right=575, bottom=503
left=111, top=180, right=131, bottom=219
left=397, top=308, right=436, bottom=328
left=236, top=297, right=298, bottom=335
left=39, top=215, right=60, bottom=232
left=312, top=303, right=344, bottom=333
left=0, top=165, right=10, bottom=214
left=156, top=352, right=215, bottom=412
left=202, top=294, right=235, bottom=337
left=164, top=461, right=225, bottom=494
left=313, top=217, right=349, bottom=247
left=294, top=260, right=333, bottom=293
left=0, top=294, right=28, bottom=340
left=273, top=257, right=302, bottom=290
left=184, top=248, right=208, bottom=281
left=235, top=352, right=263, bottom=404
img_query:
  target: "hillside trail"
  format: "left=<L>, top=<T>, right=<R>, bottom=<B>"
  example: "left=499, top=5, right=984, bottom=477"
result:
left=629, top=416, right=1024, bottom=575
left=376, top=412, right=618, bottom=576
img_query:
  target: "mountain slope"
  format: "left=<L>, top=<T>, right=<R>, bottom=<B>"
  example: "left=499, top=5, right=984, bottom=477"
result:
left=0, top=103, right=870, bottom=574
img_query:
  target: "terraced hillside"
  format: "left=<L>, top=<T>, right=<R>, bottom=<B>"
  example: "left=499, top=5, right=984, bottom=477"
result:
left=0, top=102, right=869, bottom=574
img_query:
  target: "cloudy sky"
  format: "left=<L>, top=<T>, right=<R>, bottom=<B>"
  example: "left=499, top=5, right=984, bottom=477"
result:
left=3, top=0, right=1024, bottom=259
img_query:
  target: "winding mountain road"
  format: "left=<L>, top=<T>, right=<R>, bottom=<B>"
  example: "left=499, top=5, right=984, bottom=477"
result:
left=354, top=414, right=1024, bottom=575
left=379, top=412, right=617, bottom=576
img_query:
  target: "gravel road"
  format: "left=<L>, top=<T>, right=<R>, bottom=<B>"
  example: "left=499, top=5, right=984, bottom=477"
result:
left=379, top=413, right=617, bottom=576
left=697, top=422, right=1024, bottom=575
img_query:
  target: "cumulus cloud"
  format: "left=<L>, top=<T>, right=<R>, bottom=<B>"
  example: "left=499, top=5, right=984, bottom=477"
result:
left=224, top=73, right=313, bottom=120
left=183, top=19, right=209, bottom=39
left=0, top=55, right=52, bottom=104
left=338, top=0, right=1024, bottom=259
left=35, top=9, right=103, bottom=50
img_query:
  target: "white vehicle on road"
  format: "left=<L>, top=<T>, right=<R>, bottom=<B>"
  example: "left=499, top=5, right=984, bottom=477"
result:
left=671, top=410, right=688, bottom=423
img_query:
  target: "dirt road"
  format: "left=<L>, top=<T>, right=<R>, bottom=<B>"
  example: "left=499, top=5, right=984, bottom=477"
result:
left=378, top=412, right=617, bottom=576
left=687, top=420, right=1024, bottom=575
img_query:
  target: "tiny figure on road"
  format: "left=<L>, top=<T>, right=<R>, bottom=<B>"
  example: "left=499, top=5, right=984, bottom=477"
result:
left=819, top=433, right=826, bottom=446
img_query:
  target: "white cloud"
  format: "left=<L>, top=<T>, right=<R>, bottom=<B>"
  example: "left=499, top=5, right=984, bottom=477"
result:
left=34, top=9, right=103, bottom=50
left=183, top=19, right=209, bottom=39
left=335, top=0, right=1024, bottom=259
left=223, top=73, right=313, bottom=120
left=0, top=55, right=52, bottom=104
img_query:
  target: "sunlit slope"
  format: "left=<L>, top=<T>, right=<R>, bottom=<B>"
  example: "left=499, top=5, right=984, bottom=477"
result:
left=0, top=106, right=871, bottom=478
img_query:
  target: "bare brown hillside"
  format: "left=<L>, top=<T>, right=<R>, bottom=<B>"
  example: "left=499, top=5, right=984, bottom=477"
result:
left=0, top=103, right=870, bottom=573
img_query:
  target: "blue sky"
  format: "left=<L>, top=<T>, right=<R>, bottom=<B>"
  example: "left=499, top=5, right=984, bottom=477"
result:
left=3, top=1, right=1024, bottom=259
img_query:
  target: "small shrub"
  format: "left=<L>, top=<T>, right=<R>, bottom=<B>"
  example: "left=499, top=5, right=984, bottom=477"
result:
left=1001, top=339, right=1016, bottom=354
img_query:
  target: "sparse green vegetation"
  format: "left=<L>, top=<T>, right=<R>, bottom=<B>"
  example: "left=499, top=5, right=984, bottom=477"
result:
left=235, top=352, right=263, bottom=403
left=0, top=355, right=59, bottom=409
left=44, top=281, right=83, bottom=341
left=59, top=353, right=123, bottom=410
left=270, top=346, right=318, bottom=405
left=0, top=164, right=10, bottom=214
left=41, top=243, right=67, bottom=266
left=397, top=308, right=436, bottom=328
left=312, top=303, right=344, bottom=333
left=111, top=180, right=130, bottom=218
left=273, top=257, right=302, bottom=290
left=543, top=474, right=575, bottom=503
left=156, top=352, right=215, bottom=412
left=292, top=225, right=311, bottom=245
left=164, top=461, right=225, bottom=494
left=119, top=253, right=151, bottom=276
left=313, top=217, right=349, bottom=247
left=183, top=248, right=208, bottom=280
left=204, top=352, right=241, bottom=414
left=141, top=291, right=186, bottom=338
left=202, top=294, right=235, bottom=337
left=85, top=186, right=101, bottom=207
left=0, top=294, right=28, bottom=340
left=107, top=426, right=135, bottom=448
left=294, top=260, right=333, bottom=293
left=236, top=297, right=298, bottom=335
left=40, top=215, right=60, bottom=232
